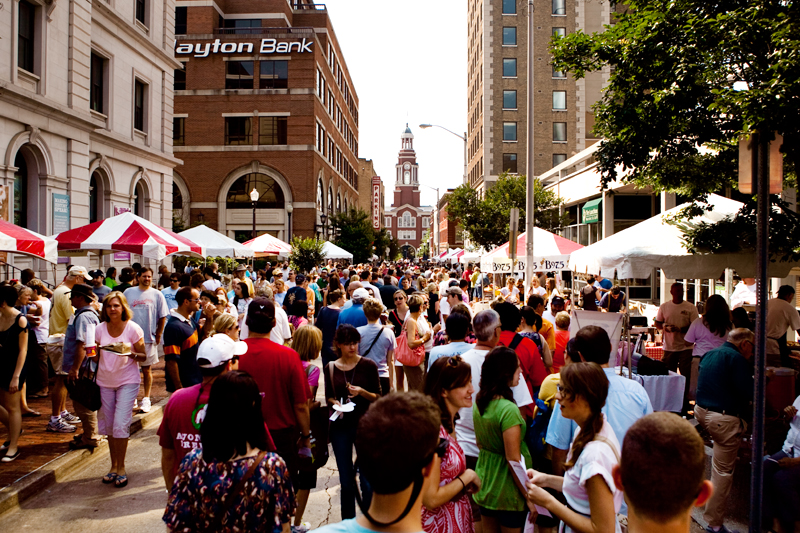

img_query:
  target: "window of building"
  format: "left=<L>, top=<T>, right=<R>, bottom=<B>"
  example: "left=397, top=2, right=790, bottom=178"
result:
left=134, top=181, right=146, bottom=217
left=89, top=173, right=100, bottom=224
left=226, top=173, right=285, bottom=209
left=328, top=185, right=333, bottom=214
left=259, top=116, right=287, bottom=145
left=259, top=60, right=288, bottom=89
left=553, top=122, right=567, bottom=142
left=503, top=90, right=517, bottom=109
left=13, top=153, right=28, bottom=228
left=502, top=0, right=516, bottom=14
left=553, top=0, right=566, bottom=15
left=385, top=216, right=392, bottom=227
left=503, top=122, right=517, bottom=141
left=336, top=193, right=341, bottom=213
left=173, top=117, right=185, bottom=146
left=134, top=79, right=146, bottom=132
left=90, top=53, right=106, bottom=114
left=502, top=27, right=517, bottom=46
left=553, top=153, right=567, bottom=166
left=553, top=90, right=566, bottom=110
left=226, top=61, right=254, bottom=89
left=175, top=6, right=187, bottom=34
left=553, top=66, right=566, bottom=78
left=173, top=182, right=183, bottom=211
left=399, top=230, right=415, bottom=241
left=223, top=19, right=261, bottom=34
left=18, top=0, right=36, bottom=74
left=503, top=153, right=518, bottom=173
left=225, top=117, right=252, bottom=145
left=174, top=63, right=186, bottom=91
left=422, top=217, right=430, bottom=228
left=553, top=27, right=566, bottom=38
left=503, top=58, right=517, bottom=77
left=135, top=0, right=147, bottom=25
left=317, top=179, right=324, bottom=211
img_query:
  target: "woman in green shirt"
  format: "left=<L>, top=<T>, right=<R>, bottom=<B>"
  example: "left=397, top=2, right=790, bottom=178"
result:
left=104, top=267, right=118, bottom=289
left=473, top=346, right=534, bottom=533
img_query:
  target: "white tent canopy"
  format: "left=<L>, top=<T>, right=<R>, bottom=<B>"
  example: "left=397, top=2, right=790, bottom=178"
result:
left=322, top=241, right=353, bottom=261
left=179, top=225, right=254, bottom=258
left=568, top=194, right=800, bottom=279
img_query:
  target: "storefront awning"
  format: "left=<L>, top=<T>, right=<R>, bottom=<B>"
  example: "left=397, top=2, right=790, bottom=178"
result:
left=582, top=198, right=602, bottom=224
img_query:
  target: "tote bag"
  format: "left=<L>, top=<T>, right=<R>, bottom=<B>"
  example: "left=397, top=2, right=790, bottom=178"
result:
left=395, top=319, right=425, bottom=366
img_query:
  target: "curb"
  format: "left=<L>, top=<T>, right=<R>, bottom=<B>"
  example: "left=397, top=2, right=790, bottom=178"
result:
left=0, top=396, right=169, bottom=517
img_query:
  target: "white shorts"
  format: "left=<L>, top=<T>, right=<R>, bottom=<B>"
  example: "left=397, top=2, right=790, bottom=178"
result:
left=98, top=383, right=139, bottom=438
left=138, top=343, right=159, bottom=367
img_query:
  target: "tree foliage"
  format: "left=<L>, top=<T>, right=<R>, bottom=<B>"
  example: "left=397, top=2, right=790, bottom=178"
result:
left=329, top=208, right=376, bottom=263
left=373, top=227, right=401, bottom=261
left=289, top=236, right=325, bottom=273
left=551, top=0, right=799, bottom=257
left=446, top=173, right=569, bottom=248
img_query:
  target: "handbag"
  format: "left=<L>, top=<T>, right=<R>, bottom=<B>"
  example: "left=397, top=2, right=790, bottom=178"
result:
left=395, top=321, right=425, bottom=366
left=65, top=356, right=102, bottom=412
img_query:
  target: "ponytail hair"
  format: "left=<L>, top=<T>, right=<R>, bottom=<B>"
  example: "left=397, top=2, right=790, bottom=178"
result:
left=560, top=362, right=609, bottom=470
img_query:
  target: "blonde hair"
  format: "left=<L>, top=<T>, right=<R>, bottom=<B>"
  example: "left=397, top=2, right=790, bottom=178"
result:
left=100, top=291, right=133, bottom=322
left=274, top=279, right=285, bottom=292
left=293, top=325, right=322, bottom=362
left=213, top=313, right=237, bottom=335
left=555, top=311, right=571, bottom=330
left=362, top=297, right=384, bottom=321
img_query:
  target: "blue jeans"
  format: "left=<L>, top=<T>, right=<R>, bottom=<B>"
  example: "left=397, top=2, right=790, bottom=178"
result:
left=329, top=422, right=372, bottom=519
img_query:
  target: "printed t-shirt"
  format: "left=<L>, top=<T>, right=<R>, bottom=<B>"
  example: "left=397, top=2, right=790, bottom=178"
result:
left=157, top=383, right=210, bottom=481
left=95, top=321, right=144, bottom=388
left=239, top=337, right=310, bottom=430
left=684, top=317, right=727, bottom=357
left=162, top=286, right=180, bottom=311
left=356, top=323, right=396, bottom=378
left=163, top=311, right=202, bottom=392
left=656, top=300, right=699, bottom=352
left=124, top=286, right=169, bottom=343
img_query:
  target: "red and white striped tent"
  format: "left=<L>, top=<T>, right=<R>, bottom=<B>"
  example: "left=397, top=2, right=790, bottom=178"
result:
left=242, top=233, right=292, bottom=257
left=0, top=219, right=58, bottom=263
left=55, top=212, right=204, bottom=260
left=480, top=228, right=583, bottom=273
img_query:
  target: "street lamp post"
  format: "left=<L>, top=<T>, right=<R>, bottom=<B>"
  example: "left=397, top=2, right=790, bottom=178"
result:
left=286, top=203, right=294, bottom=242
left=418, top=124, right=467, bottom=185
left=249, top=187, right=260, bottom=240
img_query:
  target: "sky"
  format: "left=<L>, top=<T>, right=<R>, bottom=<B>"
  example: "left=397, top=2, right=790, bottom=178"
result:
left=323, top=1, right=468, bottom=210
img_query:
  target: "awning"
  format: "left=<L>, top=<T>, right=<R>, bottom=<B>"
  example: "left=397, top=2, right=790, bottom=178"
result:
left=582, top=198, right=602, bottom=224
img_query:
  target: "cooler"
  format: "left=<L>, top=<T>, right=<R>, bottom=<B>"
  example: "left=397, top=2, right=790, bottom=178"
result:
left=766, top=367, right=796, bottom=414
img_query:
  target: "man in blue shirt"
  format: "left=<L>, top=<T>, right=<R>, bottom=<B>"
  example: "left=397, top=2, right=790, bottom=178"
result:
left=428, top=313, right=473, bottom=369
left=694, top=328, right=756, bottom=533
left=337, top=287, right=368, bottom=328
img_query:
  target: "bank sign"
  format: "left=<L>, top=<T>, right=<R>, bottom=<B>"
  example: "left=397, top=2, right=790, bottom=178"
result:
left=176, top=38, right=313, bottom=58
left=372, top=177, right=381, bottom=230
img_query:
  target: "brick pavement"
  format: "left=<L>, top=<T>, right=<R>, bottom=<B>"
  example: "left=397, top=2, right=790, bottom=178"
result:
left=0, top=361, right=168, bottom=492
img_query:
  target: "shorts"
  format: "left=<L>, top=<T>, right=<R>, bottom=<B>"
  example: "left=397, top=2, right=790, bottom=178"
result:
left=46, top=343, right=68, bottom=376
left=98, top=382, right=139, bottom=438
left=295, top=468, right=317, bottom=490
left=479, top=507, right=528, bottom=529
left=138, top=343, right=159, bottom=367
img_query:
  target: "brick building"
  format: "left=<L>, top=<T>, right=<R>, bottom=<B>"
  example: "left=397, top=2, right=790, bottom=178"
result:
left=437, top=190, right=464, bottom=254
left=173, top=0, right=359, bottom=242
left=384, top=126, right=433, bottom=259
left=357, top=157, right=384, bottom=233
left=466, top=0, right=618, bottom=193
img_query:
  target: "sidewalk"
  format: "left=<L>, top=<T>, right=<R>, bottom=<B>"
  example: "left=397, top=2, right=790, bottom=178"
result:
left=0, top=361, right=169, bottom=514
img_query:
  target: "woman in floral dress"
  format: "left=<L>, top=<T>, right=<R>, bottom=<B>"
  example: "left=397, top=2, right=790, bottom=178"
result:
left=422, top=355, right=481, bottom=533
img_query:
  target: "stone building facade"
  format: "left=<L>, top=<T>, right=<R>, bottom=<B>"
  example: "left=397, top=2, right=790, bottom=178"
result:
left=0, top=0, right=181, bottom=277
left=173, top=0, right=359, bottom=242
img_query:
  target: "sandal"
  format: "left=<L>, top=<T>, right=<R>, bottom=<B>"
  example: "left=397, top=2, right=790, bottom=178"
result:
left=102, top=472, right=118, bottom=484
left=114, top=474, right=128, bottom=488
left=22, top=410, right=42, bottom=417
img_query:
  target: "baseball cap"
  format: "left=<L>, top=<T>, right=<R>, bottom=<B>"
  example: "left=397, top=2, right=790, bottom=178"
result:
left=89, top=269, right=105, bottom=279
left=247, top=297, right=276, bottom=331
left=445, top=286, right=463, bottom=297
left=352, top=288, right=370, bottom=300
left=69, top=266, right=93, bottom=280
left=551, top=296, right=565, bottom=306
left=272, top=269, right=283, bottom=276
left=197, top=334, right=248, bottom=369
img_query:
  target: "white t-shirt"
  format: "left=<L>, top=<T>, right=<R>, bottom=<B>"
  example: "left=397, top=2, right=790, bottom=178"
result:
left=655, top=300, right=699, bottom=352
left=239, top=302, right=292, bottom=345
left=767, top=298, right=800, bottom=355
left=561, top=417, right=623, bottom=533
left=501, top=286, right=520, bottom=302
left=123, top=286, right=169, bottom=344
left=202, top=279, right=221, bottom=292
left=529, top=286, right=546, bottom=298
left=730, top=281, right=757, bottom=309
left=455, top=347, right=534, bottom=457
left=417, top=315, right=433, bottom=352
left=32, top=297, right=51, bottom=344
left=684, top=317, right=728, bottom=357
left=782, top=396, right=800, bottom=457
left=285, top=281, right=296, bottom=289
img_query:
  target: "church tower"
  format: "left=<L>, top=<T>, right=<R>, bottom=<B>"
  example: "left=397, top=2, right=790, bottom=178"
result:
left=394, top=124, right=421, bottom=207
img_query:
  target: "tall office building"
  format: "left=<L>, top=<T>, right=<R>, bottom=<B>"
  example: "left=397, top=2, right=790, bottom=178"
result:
left=466, top=0, right=614, bottom=192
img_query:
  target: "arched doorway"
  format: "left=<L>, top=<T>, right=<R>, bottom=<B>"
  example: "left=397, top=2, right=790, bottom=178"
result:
left=133, top=180, right=147, bottom=217
left=223, top=171, right=287, bottom=242
left=401, top=244, right=416, bottom=260
left=13, top=152, right=28, bottom=228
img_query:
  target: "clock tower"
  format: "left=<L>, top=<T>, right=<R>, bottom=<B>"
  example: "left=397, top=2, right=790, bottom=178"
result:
left=394, top=124, right=421, bottom=207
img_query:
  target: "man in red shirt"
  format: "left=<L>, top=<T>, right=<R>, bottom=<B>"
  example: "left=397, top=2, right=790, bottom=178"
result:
left=494, top=302, right=549, bottom=417
left=157, top=334, right=247, bottom=489
left=238, top=298, right=311, bottom=491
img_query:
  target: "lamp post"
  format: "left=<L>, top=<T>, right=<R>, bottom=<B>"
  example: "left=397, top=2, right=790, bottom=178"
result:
left=315, top=213, right=328, bottom=240
left=286, top=202, right=294, bottom=242
left=250, top=187, right=260, bottom=240
left=418, top=124, right=467, bottom=185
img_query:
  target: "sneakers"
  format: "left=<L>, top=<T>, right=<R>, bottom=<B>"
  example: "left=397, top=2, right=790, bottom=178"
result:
left=139, top=397, right=151, bottom=413
left=60, top=411, right=81, bottom=424
left=705, top=526, right=737, bottom=533
left=133, top=399, right=138, bottom=410
left=47, top=417, right=77, bottom=433
left=292, top=524, right=310, bottom=533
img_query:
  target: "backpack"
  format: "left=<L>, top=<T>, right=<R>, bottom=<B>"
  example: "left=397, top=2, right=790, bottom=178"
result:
left=526, top=398, right=552, bottom=454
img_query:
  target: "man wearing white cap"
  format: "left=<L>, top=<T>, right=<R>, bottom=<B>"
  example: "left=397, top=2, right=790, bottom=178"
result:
left=337, top=288, right=369, bottom=328
left=158, top=334, right=247, bottom=489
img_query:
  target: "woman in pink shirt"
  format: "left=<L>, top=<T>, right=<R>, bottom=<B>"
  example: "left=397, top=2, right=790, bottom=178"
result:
left=93, top=291, right=146, bottom=488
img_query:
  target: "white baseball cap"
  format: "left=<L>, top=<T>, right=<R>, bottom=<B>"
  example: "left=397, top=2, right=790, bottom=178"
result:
left=197, top=334, right=248, bottom=369
left=69, top=265, right=93, bottom=280
left=352, top=288, right=370, bottom=300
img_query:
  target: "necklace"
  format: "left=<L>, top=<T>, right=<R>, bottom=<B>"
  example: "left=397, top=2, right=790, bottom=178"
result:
left=339, top=358, right=359, bottom=387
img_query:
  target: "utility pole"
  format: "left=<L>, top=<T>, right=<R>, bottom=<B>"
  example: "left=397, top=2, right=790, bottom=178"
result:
left=524, top=0, right=536, bottom=296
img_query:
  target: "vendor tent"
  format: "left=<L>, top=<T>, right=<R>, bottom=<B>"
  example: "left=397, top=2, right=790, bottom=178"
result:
left=480, top=228, right=583, bottom=273
left=0, top=220, right=58, bottom=263
left=242, top=232, right=292, bottom=257
left=55, top=212, right=204, bottom=260
left=568, top=194, right=800, bottom=279
left=459, top=249, right=483, bottom=265
left=179, top=225, right=254, bottom=258
left=321, top=241, right=353, bottom=261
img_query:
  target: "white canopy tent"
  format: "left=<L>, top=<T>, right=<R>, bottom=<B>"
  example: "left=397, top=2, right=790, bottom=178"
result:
left=179, top=225, right=254, bottom=258
left=322, top=241, right=353, bottom=261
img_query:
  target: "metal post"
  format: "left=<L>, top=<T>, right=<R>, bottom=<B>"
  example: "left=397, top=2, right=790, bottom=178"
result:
left=625, top=278, right=632, bottom=379
left=252, top=201, right=257, bottom=241
left=463, top=131, right=468, bottom=185
left=524, top=0, right=535, bottom=297
left=750, top=132, right=769, bottom=533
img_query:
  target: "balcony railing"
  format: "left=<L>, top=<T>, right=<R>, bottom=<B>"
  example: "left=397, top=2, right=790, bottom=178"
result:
left=292, top=2, right=327, bottom=11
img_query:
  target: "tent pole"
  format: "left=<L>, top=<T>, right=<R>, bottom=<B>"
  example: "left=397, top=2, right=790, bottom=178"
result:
left=625, top=278, right=632, bottom=379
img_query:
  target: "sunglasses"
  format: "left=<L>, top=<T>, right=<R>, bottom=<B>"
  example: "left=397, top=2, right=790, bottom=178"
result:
left=394, top=296, right=405, bottom=301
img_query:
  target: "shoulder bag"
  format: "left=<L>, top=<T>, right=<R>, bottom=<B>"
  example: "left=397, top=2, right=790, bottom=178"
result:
left=395, top=318, right=425, bottom=367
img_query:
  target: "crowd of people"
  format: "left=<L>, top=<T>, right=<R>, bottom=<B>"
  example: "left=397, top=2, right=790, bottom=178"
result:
left=0, top=259, right=798, bottom=533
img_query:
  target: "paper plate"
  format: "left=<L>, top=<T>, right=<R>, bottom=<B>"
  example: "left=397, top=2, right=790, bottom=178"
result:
left=332, top=402, right=355, bottom=413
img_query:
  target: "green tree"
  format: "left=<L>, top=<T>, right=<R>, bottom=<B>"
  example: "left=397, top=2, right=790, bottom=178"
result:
left=418, top=228, right=431, bottom=259
left=329, top=208, right=375, bottom=263
left=373, top=227, right=400, bottom=261
left=289, top=236, right=325, bottom=273
left=446, top=173, right=568, bottom=249
left=551, top=0, right=800, bottom=258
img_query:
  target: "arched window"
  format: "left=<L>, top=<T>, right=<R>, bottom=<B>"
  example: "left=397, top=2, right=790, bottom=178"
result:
left=343, top=197, right=348, bottom=213
left=336, top=193, right=341, bottom=214
left=173, top=181, right=183, bottom=211
left=13, top=153, right=28, bottom=228
left=226, top=172, right=285, bottom=209
left=317, top=179, right=324, bottom=212
left=327, top=185, right=333, bottom=214
left=89, top=173, right=101, bottom=223
left=134, top=181, right=146, bottom=217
